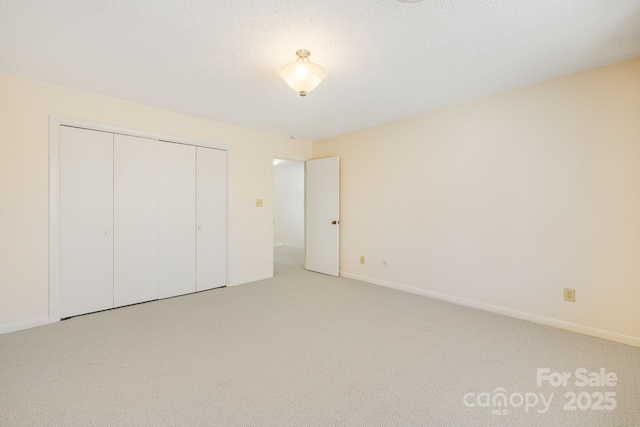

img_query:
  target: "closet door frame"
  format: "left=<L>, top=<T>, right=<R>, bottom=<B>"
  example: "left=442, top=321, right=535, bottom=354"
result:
left=49, top=116, right=232, bottom=323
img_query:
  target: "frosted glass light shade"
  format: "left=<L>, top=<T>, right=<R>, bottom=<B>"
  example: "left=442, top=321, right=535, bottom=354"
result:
left=279, top=61, right=327, bottom=96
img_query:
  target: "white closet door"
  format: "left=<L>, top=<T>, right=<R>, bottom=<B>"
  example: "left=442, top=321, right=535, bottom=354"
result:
left=159, top=142, right=196, bottom=298
left=114, top=134, right=159, bottom=307
left=196, top=147, right=227, bottom=291
left=59, top=126, right=114, bottom=318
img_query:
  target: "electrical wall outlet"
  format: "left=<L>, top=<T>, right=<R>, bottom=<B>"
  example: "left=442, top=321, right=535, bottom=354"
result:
left=360, top=256, right=365, bottom=264
left=256, top=199, right=263, bottom=207
left=382, top=259, right=388, bottom=268
left=564, top=288, right=576, bottom=302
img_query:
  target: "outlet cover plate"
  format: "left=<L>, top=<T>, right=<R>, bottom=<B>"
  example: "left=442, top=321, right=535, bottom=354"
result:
left=564, top=288, right=576, bottom=302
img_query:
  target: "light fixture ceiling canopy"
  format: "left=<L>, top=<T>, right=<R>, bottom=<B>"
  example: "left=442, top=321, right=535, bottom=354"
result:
left=279, top=49, right=327, bottom=97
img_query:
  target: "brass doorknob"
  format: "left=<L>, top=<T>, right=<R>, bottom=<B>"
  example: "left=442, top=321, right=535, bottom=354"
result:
left=332, top=221, right=338, bottom=225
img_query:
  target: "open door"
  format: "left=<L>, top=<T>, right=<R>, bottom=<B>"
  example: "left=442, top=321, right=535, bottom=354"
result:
left=305, top=157, right=339, bottom=276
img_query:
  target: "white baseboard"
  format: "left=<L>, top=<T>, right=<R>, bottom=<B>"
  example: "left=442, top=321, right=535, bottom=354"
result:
left=273, top=243, right=285, bottom=247
left=231, top=273, right=273, bottom=287
left=0, top=317, right=50, bottom=335
left=340, top=271, right=640, bottom=348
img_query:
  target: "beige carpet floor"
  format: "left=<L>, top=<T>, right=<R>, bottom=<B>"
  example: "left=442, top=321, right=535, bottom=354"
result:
left=1, top=246, right=639, bottom=426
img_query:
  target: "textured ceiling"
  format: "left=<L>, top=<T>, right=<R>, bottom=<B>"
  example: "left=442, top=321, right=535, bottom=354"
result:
left=1, top=1, right=639, bottom=141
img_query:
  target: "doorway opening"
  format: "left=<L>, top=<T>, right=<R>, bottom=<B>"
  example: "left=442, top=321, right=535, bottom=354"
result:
left=273, top=157, right=305, bottom=275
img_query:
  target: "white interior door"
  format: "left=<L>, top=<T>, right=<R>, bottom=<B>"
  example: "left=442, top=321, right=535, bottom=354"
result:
left=305, top=156, right=340, bottom=276
left=114, top=134, right=159, bottom=307
left=196, top=147, right=227, bottom=291
left=159, top=142, right=196, bottom=298
left=59, top=126, right=114, bottom=318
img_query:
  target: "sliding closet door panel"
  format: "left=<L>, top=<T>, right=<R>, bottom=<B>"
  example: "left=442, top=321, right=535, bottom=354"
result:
left=159, top=142, right=196, bottom=298
left=114, top=134, right=159, bottom=307
left=196, top=147, right=227, bottom=291
left=59, top=126, right=114, bottom=318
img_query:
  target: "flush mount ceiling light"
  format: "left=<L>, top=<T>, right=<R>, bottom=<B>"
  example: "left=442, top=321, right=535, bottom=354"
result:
left=279, top=49, right=327, bottom=97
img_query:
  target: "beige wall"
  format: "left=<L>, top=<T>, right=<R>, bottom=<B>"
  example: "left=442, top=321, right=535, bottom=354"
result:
left=313, top=57, right=640, bottom=342
left=0, top=74, right=311, bottom=331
